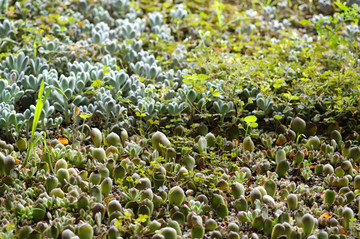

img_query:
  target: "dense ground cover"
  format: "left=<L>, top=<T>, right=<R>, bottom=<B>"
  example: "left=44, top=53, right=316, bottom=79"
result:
left=0, top=0, right=360, bottom=238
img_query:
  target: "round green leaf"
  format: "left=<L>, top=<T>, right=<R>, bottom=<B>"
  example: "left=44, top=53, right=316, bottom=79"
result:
left=249, top=122, right=258, bottom=128
left=244, top=115, right=257, bottom=123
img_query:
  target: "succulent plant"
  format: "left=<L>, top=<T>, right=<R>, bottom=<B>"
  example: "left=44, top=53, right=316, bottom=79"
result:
left=264, top=179, right=277, bottom=198
left=213, top=100, right=233, bottom=119
left=307, top=136, right=321, bottom=150
left=151, top=234, right=165, bottom=239
left=3, top=52, right=29, bottom=74
left=174, top=125, right=186, bottom=136
left=89, top=170, right=102, bottom=185
left=250, top=188, right=262, bottom=206
left=275, top=149, right=286, bottom=164
left=0, top=153, right=5, bottom=176
left=301, top=213, right=315, bottom=235
left=261, top=219, right=273, bottom=236
left=92, top=148, right=107, bottom=163
left=198, top=136, right=207, bottom=153
left=323, top=163, right=334, bottom=176
left=215, top=203, right=228, bottom=219
left=234, top=196, right=248, bottom=212
left=164, top=147, right=176, bottom=163
left=231, top=182, right=245, bottom=199
left=101, top=177, right=113, bottom=197
left=291, top=117, right=306, bottom=134
left=275, top=160, right=289, bottom=178
left=98, top=166, right=110, bottom=180
left=77, top=223, right=93, bottom=239
left=286, top=194, right=298, bottom=210
left=107, top=200, right=122, bottom=217
left=252, top=215, right=265, bottom=231
left=348, top=146, right=360, bottom=162
left=152, top=131, right=171, bottom=155
left=338, top=176, right=350, bottom=188
left=3, top=155, right=15, bottom=175
left=91, top=186, right=102, bottom=202
left=293, top=150, right=305, bottom=165
left=191, top=224, right=205, bottom=239
left=205, top=132, right=216, bottom=147
left=209, top=230, right=223, bottom=239
left=167, top=220, right=182, bottom=236
left=160, top=227, right=177, bottom=239
left=243, top=136, right=254, bottom=153
left=275, top=134, right=287, bottom=146
left=182, top=155, right=195, bottom=172
left=56, top=168, right=70, bottom=186
left=317, top=230, right=328, bottom=239
left=16, top=138, right=27, bottom=151
left=342, top=207, right=354, bottom=229
left=340, top=160, right=353, bottom=175
left=18, top=226, right=33, bottom=239
left=263, top=195, right=276, bottom=209
left=148, top=220, right=161, bottom=233
left=50, top=188, right=65, bottom=198
left=323, top=189, right=336, bottom=205
left=76, top=196, right=89, bottom=211
left=167, top=101, right=185, bottom=116
left=168, top=186, right=185, bottom=206
left=289, top=230, right=301, bottom=239
left=91, top=128, right=102, bottom=147
left=45, top=175, right=59, bottom=193
left=54, top=158, right=67, bottom=173
left=317, top=0, right=333, bottom=15
left=0, top=19, right=13, bottom=39
left=138, top=179, right=152, bottom=191
left=354, top=175, right=360, bottom=190
left=105, top=132, right=120, bottom=146
left=0, top=79, right=24, bottom=105
left=62, top=229, right=76, bottom=239
left=205, top=218, right=218, bottom=231
left=330, top=129, right=342, bottom=144
left=271, top=223, right=287, bottom=239
left=31, top=203, right=46, bottom=223
left=256, top=94, right=273, bottom=116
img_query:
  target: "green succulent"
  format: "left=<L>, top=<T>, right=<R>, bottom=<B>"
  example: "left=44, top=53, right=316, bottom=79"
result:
left=77, top=223, right=93, bottom=239
left=243, top=136, right=254, bottom=153
left=291, top=117, right=306, bottom=134
left=301, top=213, right=315, bottom=235
left=91, top=128, right=103, bottom=147
left=168, top=186, right=185, bottom=206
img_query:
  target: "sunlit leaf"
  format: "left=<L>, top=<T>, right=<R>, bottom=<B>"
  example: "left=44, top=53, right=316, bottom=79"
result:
left=243, top=115, right=257, bottom=123
left=197, top=74, right=210, bottom=81
left=183, top=79, right=192, bottom=84
left=135, top=112, right=146, bottom=117
left=91, top=79, right=103, bottom=87
left=80, top=113, right=92, bottom=119
left=274, top=115, right=283, bottom=120
left=249, top=122, right=258, bottom=128
left=299, top=19, right=313, bottom=25
left=212, top=91, right=220, bottom=97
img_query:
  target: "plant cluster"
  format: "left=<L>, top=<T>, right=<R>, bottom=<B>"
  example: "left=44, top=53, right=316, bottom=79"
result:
left=0, top=0, right=359, bottom=238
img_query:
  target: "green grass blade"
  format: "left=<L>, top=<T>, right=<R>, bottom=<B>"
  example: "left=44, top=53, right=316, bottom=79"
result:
left=24, top=81, right=67, bottom=168
left=32, top=133, right=44, bottom=166
left=24, top=80, right=49, bottom=167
